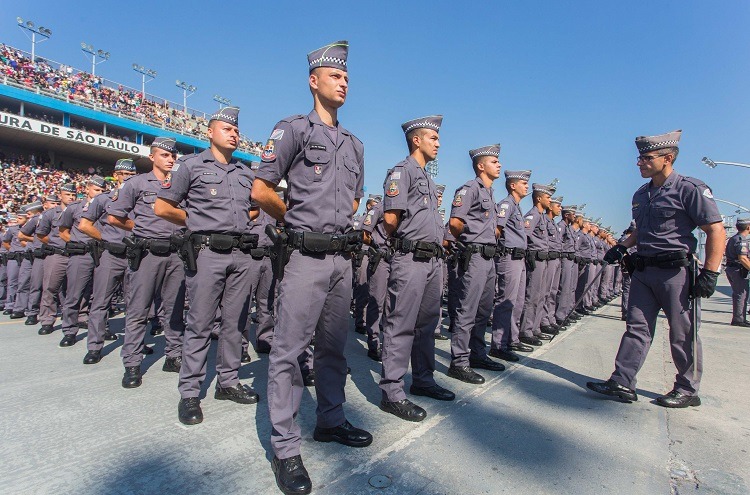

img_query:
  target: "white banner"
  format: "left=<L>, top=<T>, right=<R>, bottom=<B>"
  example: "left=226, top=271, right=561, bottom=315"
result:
left=0, top=111, right=148, bottom=156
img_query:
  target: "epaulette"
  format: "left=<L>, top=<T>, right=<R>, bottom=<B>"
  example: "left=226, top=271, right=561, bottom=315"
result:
left=681, top=176, right=708, bottom=190
left=280, top=114, right=306, bottom=124
left=635, top=183, right=649, bottom=194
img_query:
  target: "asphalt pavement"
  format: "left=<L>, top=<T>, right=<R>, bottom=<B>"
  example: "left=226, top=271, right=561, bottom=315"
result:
left=0, top=277, right=748, bottom=495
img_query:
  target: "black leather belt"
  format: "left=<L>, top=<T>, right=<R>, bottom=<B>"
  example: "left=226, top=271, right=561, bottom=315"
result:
left=287, top=230, right=361, bottom=255
left=548, top=251, right=561, bottom=260
left=102, top=241, right=127, bottom=256
left=392, top=237, right=444, bottom=260
left=464, top=242, right=497, bottom=259
left=529, top=250, right=549, bottom=261
left=633, top=251, right=690, bottom=270
left=191, top=233, right=259, bottom=253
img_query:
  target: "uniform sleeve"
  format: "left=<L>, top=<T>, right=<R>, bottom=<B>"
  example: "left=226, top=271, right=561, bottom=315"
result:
left=683, top=181, right=723, bottom=227
left=382, top=166, right=408, bottom=212
left=354, top=140, right=365, bottom=200
left=524, top=211, right=539, bottom=232
left=36, top=212, right=51, bottom=236
left=157, top=163, right=191, bottom=204
left=496, top=201, right=512, bottom=228
left=108, top=180, right=136, bottom=218
left=443, top=223, right=456, bottom=243
left=20, top=219, right=36, bottom=236
left=254, top=121, right=297, bottom=186
left=361, top=205, right=381, bottom=234
left=2, top=230, right=11, bottom=243
left=59, top=205, right=75, bottom=229
left=741, top=239, right=750, bottom=257
left=82, top=194, right=104, bottom=222
left=449, top=184, right=474, bottom=223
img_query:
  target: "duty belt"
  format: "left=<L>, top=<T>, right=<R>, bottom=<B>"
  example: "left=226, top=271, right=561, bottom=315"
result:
left=287, top=230, right=362, bottom=255
left=528, top=250, right=549, bottom=261
left=563, top=252, right=575, bottom=260
left=633, top=251, right=690, bottom=270
left=135, top=236, right=181, bottom=255
left=102, top=241, right=127, bottom=256
left=464, top=242, right=497, bottom=259
left=64, top=241, right=89, bottom=256
left=548, top=251, right=561, bottom=260
left=391, top=237, right=444, bottom=260
left=191, top=233, right=259, bottom=253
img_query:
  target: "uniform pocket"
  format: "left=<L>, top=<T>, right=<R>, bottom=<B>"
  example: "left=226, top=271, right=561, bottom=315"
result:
left=651, top=208, right=677, bottom=234
left=304, top=148, right=332, bottom=182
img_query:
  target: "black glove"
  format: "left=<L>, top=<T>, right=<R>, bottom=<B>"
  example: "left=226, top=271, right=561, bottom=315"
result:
left=693, top=268, right=719, bottom=298
left=603, top=244, right=628, bottom=264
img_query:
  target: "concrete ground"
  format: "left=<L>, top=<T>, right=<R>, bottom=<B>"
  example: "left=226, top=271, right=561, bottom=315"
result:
left=0, top=277, right=748, bottom=495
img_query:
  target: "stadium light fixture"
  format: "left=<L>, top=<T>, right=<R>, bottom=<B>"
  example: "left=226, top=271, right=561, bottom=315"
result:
left=81, top=42, right=110, bottom=76
left=714, top=198, right=750, bottom=213
left=213, top=94, right=232, bottom=108
left=16, top=17, right=52, bottom=62
left=176, top=80, right=197, bottom=112
left=133, top=63, right=157, bottom=103
left=702, top=156, right=750, bottom=170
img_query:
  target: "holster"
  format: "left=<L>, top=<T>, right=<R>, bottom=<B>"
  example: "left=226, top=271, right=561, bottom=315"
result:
left=367, top=247, right=383, bottom=276
left=456, top=242, right=473, bottom=271
left=265, top=224, right=292, bottom=281
left=622, top=253, right=635, bottom=276
left=525, top=250, right=537, bottom=271
left=741, top=266, right=749, bottom=279
left=0, top=253, right=6, bottom=266
left=65, top=241, right=88, bottom=256
left=123, top=236, right=145, bottom=271
left=88, top=240, right=102, bottom=267
left=353, top=250, right=366, bottom=269
left=178, top=231, right=198, bottom=272
left=33, top=248, right=45, bottom=259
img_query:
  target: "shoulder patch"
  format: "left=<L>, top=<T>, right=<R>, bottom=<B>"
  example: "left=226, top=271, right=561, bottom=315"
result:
left=261, top=139, right=276, bottom=162
left=270, top=128, right=284, bottom=140
left=499, top=203, right=509, bottom=209
left=386, top=181, right=399, bottom=197
left=363, top=213, right=373, bottom=226
left=702, top=188, right=714, bottom=199
left=172, top=163, right=181, bottom=172
left=498, top=209, right=506, bottom=218
left=112, top=189, right=119, bottom=201
left=390, top=171, right=401, bottom=180
left=452, top=191, right=463, bottom=207
left=161, top=173, right=171, bottom=189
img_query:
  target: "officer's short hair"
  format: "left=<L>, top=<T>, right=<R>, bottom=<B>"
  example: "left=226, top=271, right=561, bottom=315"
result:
left=662, top=146, right=679, bottom=162
left=405, top=128, right=428, bottom=152
left=505, top=177, right=522, bottom=194
left=472, top=155, right=493, bottom=175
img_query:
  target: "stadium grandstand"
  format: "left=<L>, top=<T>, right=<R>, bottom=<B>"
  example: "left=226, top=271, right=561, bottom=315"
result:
left=0, top=41, right=261, bottom=185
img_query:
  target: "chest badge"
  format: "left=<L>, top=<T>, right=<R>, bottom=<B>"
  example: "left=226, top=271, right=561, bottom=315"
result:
left=314, top=165, right=322, bottom=175
left=210, top=188, right=217, bottom=196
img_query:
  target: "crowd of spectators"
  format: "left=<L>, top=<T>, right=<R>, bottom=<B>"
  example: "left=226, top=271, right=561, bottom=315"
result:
left=0, top=43, right=263, bottom=155
left=0, top=150, right=98, bottom=216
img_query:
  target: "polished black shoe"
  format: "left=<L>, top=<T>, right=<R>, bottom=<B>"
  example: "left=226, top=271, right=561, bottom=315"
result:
left=122, top=366, right=142, bottom=388
left=241, top=350, right=252, bottom=363
left=586, top=379, right=637, bottom=402
left=367, top=347, right=382, bottom=362
left=730, top=320, right=750, bottom=328
left=489, top=348, right=520, bottom=362
left=379, top=398, right=427, bottom=422
left=354, top=325, right=366, bottom=335
left=535, top=333, right=553, bottom=341
left=83, top=350, right=101, bottom=364
left=9, top=311, right=25, bottom=319
left=162, top=356, right=182, bottom=373
left=434, top=332, right=449, bottom=341
left=142, top=345, right=153, bottom=355
left=215, top=383, right=259, bottom=404
left=302, top=370, right=315, bottom=387
left=584, top=306, right=596, bottom=312
left=24, top=315, right=38, bottom=326
left=469, top=355, right=505, bottom=372
left=540, top=325, right=559, bottom=335
left=313, top=420, right=373, bottom=447
left=519, top=336, right=543, bottom=347
left=447, top=365, right=485, bottom=384
left=178, top=397, right=203, bottom=425
left=409, top=384, right=455, bottom=401
left=38, top=324, right=54, bottom=335
left=150, top=325, right=163, bottom=336
left=510, top=342, right=534, bottom=352
left=271, top=455, right=312, bottom=495
left=3, top=309, right=12, bottom=315
left=576, top=308, right=591, bottom=316
left=656, top=390, right=701, bottom=408
left=59, top=334, right=77, bottom=347
left=103, top=331, right=118, bottom=341
left=256, top=342, right=272, bottom=354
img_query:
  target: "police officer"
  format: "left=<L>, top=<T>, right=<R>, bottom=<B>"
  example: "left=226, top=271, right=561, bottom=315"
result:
left=554, top=205, right=578, bottom=327
left=352, top=195, right=378, bottom=334
left=2, top=213, right=26, bottom=315
left=588, top=130, right=725, bottom=408
left=156, top=111, right=263, bottom=420
left=378, top=115, right=455, bottom=424
left=540, top=196, right=564, bottom=335
left=36, top=183, right=78, bottom=335
left=79, top=159, right=137, bottom=364
left=19, top=198, right=54, bottom=325
left=574, top=217, right=596, bottom=315
left=725, top=218, right=750, bottom=327
left=251, top=41, right=372, bottom=495
left=491, top=170, right=534, bottom=360
left=110, top=137, right=186, bottom=388
left=12, top=205, right=40, bottom=320
left=57, top=176, right=105, bottom=347
left=362, top=196, right=387, bottom=361
left=519, top=182, right=556, bottom=347
left=434, top=184, right=450, bottom=341
left=446, top=144, right=505, bottom=384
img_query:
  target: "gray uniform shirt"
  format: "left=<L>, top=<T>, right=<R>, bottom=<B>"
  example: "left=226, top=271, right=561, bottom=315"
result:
left=37, top=206, right=66, bottom=249
left=632, top=172, right=722, bottom=256
left=524, top=206, right=548, bottom=252
left=362, top=202, right=387, bottom=248
left=382, top=156, right=442, bottom=244
left=20, top=215, right=43, bottom=249
left=82, top=188, right=125, bottom=244
left=158, top=149, right=255, bottom=235
left=60, top=200, right=94, bottom=243
left=248, top=208, right=276, bottom=248
left=725, top=233, right=749, bottom=266
left=578, top=231, right=593, bottom=259
left=4, top=226, right=24, bottom=252
left=110, top=172, right=183, bottom=238
left=449, top=177, right=497, bottom=245
left=558, top=220, right=575, bottom=253
left=254, top=110, right=365, bottom=234
left=546, top=215, right=562, bottom=252
left=496, top=194, right=527, bottom=250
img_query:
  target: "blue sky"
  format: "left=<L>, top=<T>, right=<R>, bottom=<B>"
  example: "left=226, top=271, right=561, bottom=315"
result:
left=4, top=1, right=749, bottom=230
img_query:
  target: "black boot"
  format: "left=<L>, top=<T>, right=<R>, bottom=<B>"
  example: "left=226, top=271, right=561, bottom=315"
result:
left=122, top=366, right=142, bottom=388
left=271, top=455, right=312, bottom=495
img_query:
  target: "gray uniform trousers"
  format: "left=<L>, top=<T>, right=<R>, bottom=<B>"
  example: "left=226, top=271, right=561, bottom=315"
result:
left=450, top=254, right=495, bottom=366
left=620, top=273, right=631, bottom=317
left=267, top=251, right=352, bottom=459
left=554, top=258, right=578, bottom=322
left=39, top=254, right=68, bottom=326
left=726, top=267, right=749, bottom=324
left=575, top=264, right=594, bottom=310
left=352, top=255, right=369, bottom=329
left=598, top=264, right=613, bottom=300
left=586, top=264, right=602, bottom=307
left=541, top=258, right=561, bottom=327
left=611, top=266, right=702, bottom=395
left=614, top=266, right=622, bottom=293
left=520, top=259, right=548, bottom=337
left=491, top=254, right=526, bottom=350
left=446, top=258, right=459, bottom=332
left=87, top=251, right=128, bottom=352
left=244, top=257, right=275, bottom=351
left=0, top=263, right=6, bottom=304
left=379, top=253, right=441, bottom=402
left=27, top=256, right=45, bottom=316
left=61, top=255, right=94, bottom=337
left=122, top=252, right=185, bottom=368
left=13, top=258, right=32, bottom=314
left=5, top=258, right=20, bottom=308
left=179, top=248, right=256, bottom=397
left=365, top=257, right=390, bottom=352
left=434, top=259, right=447, bottom=335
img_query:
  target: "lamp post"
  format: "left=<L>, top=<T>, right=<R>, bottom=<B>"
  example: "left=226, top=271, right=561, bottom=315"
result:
left=16, top=17, right=52, bottom=62
left=81, top=43, right=109, bottom=76
left=176, top=80, right=197, bottom=113
left=702, top=157, right=750, bottom=170
left=213, top=95, right=231, bottom=108
left=714, top=198, right=750, bottom=213
left=132, top=64, right=157, bottom=103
